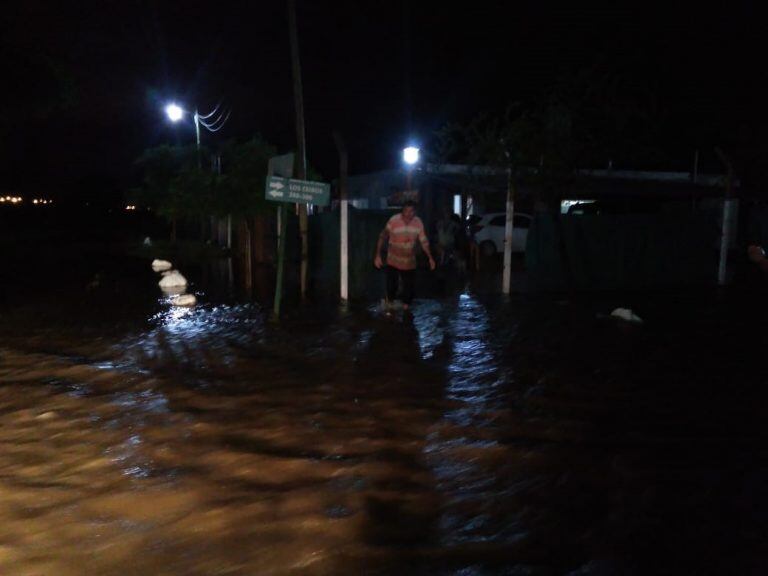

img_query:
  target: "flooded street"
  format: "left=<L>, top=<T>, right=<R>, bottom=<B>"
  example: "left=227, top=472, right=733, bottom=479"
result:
left=2, top=0, right=766, bottom=571
left=2, top=251, right=768, bottom=574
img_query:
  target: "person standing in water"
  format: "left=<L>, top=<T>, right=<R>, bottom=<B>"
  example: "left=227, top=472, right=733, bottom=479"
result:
left=374, top=200, right=436, bottom=310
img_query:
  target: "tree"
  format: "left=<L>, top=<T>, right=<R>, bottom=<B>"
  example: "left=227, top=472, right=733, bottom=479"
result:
left=433, top=54, right=670, bottom=209
left=434, top=102, right=577, bottom=209
left=132, top=144, right=212, bottom=241
left=132, top=137, right=281, bottom=246
left=214, top=137, right=277, bottom=218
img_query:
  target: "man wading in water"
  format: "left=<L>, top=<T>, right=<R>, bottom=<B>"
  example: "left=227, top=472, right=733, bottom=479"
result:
left=374, top=200, right=436, bottom=311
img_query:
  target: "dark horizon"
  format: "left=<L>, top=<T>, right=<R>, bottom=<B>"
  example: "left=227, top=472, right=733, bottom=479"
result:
left=1, top=0, right=765, bottom=199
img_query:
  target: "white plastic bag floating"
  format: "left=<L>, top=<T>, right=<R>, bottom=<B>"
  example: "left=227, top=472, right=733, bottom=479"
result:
left=171, top=294, right=197, bottom=307
left=610, top=308, right=643, bottom=324
left=152, top=259, right=173, bottom=272
left=159, top=270, right=188, bottom=288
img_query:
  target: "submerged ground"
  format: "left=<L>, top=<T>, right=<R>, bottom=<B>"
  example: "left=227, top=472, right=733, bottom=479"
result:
left=1, top=213, right=767, bottom=575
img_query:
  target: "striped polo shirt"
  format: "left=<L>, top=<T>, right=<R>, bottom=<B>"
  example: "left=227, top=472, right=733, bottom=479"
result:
left=382, top=213, right=429, bottom=271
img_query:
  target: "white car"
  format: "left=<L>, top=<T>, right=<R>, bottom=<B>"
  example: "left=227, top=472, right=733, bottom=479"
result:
left=473, top=212, right=532, bottom=256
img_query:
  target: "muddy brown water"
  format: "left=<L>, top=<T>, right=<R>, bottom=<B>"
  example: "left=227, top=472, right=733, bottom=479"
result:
left=1, top=252, right=768, bottom=575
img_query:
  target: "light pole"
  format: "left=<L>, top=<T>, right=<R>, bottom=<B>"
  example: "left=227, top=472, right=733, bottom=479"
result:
left=165, top=101, right=231, bottom=244
left=402, top=146, right=420, bottom=192
left=164, top=101, right=230, bottom=169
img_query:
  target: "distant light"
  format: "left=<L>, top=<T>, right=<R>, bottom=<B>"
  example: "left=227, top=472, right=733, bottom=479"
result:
left=403, top=147, right=420, bottom=166
left=125, top=205, right=136, bottom=211
left=165, top=103, right=184, bottom=123
left=33, top=199, right=39, bottom=204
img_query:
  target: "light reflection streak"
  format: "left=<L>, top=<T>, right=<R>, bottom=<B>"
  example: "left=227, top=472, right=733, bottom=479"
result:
left=419, top=294, right=518, bottom=546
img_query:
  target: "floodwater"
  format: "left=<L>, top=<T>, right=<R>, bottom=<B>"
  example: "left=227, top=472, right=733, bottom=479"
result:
left=2, top=250, right=768, bottom=574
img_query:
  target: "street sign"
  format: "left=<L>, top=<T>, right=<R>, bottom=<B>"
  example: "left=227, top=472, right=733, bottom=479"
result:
left=265, top=176, right=330, bottom=206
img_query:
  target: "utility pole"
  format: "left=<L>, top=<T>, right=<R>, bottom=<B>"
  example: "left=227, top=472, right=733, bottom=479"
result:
left=334, top=132, right=349, bottom=302
left=273, top=205, right=287, bottom=317
left=288, top=0, right=309, bottom=298
left=402, top=0, right=413, bottom=135
left=194, top=109, right=202, bottom=170
left=269, top=153, right=295, bottom=319
left=715, top=147, right=736, bottom=286
left=502, top=142, right=516, bottom=295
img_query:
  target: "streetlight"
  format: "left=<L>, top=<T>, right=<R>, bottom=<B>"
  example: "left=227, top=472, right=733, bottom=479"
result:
left=403, top=146, right=420, bottom=166
left=164, top=100, right=232, bottom=247
left=402, top=146, right=420, bottom=192
left=164, top=103, right=184, bottom=123
left=164, top=101, right=230, bottom=168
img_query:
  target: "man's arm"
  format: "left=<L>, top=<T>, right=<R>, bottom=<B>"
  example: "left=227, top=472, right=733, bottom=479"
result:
left=374, top=227, right=389, bottom=268
left=418, top=222, right=436, bottom=270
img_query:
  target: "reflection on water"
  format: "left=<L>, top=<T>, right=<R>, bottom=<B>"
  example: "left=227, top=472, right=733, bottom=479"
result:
left=420, top=295, right=518, bottom=549
left=1, top=269, right=768, bottom=574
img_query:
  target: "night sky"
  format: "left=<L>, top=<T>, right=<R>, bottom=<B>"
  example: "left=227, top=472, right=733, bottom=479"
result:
left=0, top=1, right=764, bottom=199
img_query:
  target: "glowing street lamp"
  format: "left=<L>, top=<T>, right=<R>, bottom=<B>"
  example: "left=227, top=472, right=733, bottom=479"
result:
left=403, top=146, right=420, bottom=166
left=402, top=146, right=420, bottom=191
left=163, top=101, right=230, bottom=169
left=164, top=102, right=200, bottom=162
left=164, top=103, right=184, bottom=123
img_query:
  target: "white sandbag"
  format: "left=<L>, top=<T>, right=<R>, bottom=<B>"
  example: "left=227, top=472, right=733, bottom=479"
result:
left=170, top=294, right=197, bottom=307
left=158, top=270, right=188, bottom=288
left=152, top=259, right=173, bottom=272
left=160, top=285, right=186, bottom=296
left=610, top=308, right=643, bottom=324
